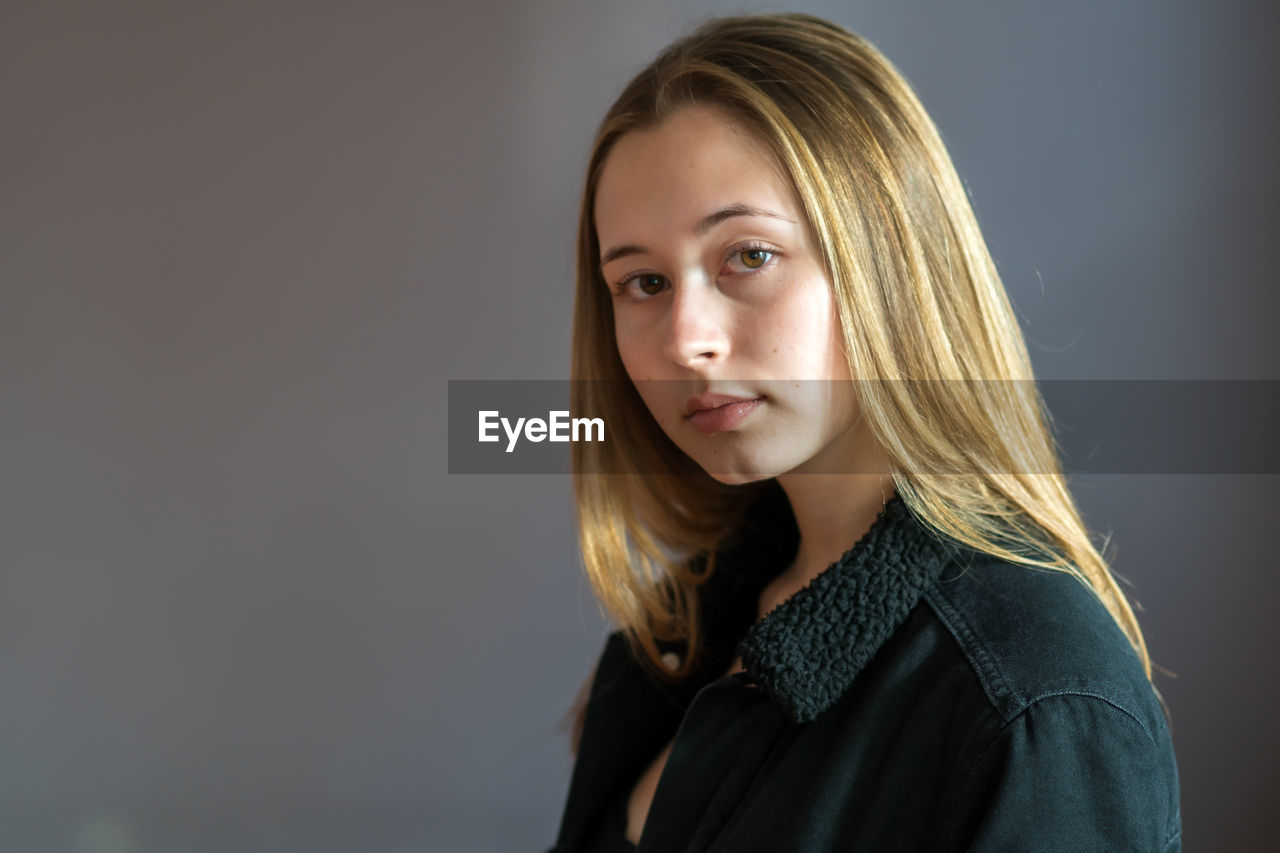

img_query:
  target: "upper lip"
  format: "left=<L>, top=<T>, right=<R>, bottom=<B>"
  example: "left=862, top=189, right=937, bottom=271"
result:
left=682, top=392, right=765, bottom=417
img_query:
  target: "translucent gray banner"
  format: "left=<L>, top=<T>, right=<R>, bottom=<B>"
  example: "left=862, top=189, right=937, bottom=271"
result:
left=447, top=380, right=1279, bottom=475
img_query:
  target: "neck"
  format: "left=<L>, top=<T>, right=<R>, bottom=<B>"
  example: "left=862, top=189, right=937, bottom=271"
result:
left=773, top=473, right=898, bottom=587
left=771, top=417, right=898, bottom=594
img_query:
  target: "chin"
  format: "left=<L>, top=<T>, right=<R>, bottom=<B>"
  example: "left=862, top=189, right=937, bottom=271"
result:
left=689, top=448, right=804, bottom=486
left=702, top=469, right=774, bottom=487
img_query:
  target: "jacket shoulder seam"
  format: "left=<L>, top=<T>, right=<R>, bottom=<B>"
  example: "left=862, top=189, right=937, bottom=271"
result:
left=923, top=568, right=1153, bottom=725
left=1023, top=688, right=1156, bottom=746
left=942, top=692, right=1171, bottom=852
left=921, top=581, right=1018, bottom=719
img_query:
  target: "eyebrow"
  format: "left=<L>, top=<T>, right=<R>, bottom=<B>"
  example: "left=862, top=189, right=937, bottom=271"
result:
left=598, top=203, right=795, bottom=269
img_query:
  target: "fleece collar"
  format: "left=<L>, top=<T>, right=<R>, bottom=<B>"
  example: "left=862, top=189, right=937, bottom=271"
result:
left=702, top=482, right=960, bottom=724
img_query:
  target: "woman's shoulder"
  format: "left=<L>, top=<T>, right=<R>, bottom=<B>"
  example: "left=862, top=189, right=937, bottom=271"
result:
left=914, top=551, right=1181, bottom=851
left=919, top=550, right=1166, bottom=737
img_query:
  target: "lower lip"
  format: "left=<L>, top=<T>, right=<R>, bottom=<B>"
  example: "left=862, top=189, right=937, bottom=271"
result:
left=688, top=398, right=765, bottom=435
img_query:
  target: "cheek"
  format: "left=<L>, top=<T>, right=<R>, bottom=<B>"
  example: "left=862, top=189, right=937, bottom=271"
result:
left=614, top=326, right=646, bottom=381
left=613, top=325, right=679, bottom=427
left=765, top=281, right=843, bottom=374
left=614, top=323, right=669, bottom=398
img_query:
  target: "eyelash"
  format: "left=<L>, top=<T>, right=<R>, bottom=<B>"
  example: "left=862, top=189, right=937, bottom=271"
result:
left=611, top=242, right=779, bottom=299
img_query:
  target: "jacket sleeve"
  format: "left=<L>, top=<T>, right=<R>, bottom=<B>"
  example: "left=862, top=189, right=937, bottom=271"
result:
left=946, top=692, right=1182, bottom=852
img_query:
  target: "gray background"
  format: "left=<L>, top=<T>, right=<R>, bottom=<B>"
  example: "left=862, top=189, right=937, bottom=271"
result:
left=2, top=0, right=1276, bottom=850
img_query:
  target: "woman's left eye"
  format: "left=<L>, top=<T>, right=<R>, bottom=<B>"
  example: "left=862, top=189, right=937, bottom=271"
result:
left=724, top=246, right=776, bottom=274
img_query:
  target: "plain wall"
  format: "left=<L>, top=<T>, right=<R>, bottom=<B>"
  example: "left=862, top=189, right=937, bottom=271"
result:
left=2, top=1, right=1276, bottom=850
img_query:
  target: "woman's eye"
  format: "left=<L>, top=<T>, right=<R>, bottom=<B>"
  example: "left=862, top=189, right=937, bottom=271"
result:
left=637, top=274, right=667, bottom=294
left=725, top=247, right=775, bottom=274
left=616, top=273, right=668, bottom=298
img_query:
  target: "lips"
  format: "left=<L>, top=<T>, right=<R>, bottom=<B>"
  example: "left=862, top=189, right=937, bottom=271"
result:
left=683, top=392, right=765, bottom=417
left=683, top=392, right=766, bottom=435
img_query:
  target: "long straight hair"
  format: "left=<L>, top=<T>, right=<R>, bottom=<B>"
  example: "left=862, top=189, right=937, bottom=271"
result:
left=564, top=12, right=1157, bottom=753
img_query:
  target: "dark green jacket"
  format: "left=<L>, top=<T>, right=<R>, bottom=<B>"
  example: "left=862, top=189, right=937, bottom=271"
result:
left=547, top=483, right=1182, bottom=852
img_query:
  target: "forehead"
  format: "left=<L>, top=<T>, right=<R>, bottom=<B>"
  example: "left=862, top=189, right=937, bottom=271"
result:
left=594, top=106, right=797, bottom=239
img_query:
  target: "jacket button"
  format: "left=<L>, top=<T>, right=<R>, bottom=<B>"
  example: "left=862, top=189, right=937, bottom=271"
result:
left=661, top=651, right=681, bottom=670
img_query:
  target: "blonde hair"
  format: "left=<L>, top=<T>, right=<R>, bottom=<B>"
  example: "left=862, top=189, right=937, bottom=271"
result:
left=565, top=12, right=1157, bottom=752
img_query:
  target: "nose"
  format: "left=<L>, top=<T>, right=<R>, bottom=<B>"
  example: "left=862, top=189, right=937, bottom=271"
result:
left=662, top=276, right=730, bottom=369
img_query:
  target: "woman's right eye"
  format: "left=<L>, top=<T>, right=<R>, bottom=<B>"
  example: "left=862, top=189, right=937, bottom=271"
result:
left=615, top=273, right=669, bottom=299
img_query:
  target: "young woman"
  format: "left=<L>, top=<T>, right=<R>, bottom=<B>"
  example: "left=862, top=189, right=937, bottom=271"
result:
left=547, top=13, right=1181, bottom=852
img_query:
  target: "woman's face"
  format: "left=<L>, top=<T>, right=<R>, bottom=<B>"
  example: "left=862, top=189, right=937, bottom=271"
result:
left=594, top=105, right=868, bottom=484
